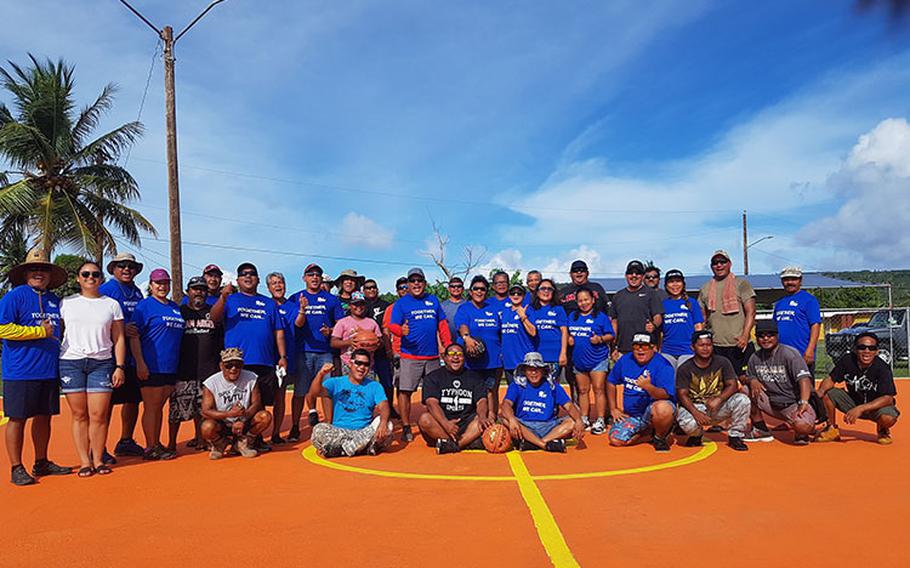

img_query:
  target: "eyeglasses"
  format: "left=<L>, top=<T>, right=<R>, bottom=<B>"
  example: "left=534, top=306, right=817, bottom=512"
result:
left=363, top=285, right=378, bottom=290
left=408, top=277, right=425, bottom=284
left=538, top=286, right=555, bottom=292
left=397, top=284, right=408, bottom=290
left=644, top=275, right=659, bottom=281
left=855, top=344, right=878, bottom=351
left=238, top=270, right=258, bottom=277
left=115, top=262, right=136, bottom=270
left=223, top=361, right=242, bottom=370
left=351, top=360, right=371, bottom=368
left=445, top=350, right=464, bottom=357
left=80, top=271, right=102, bottom=278
left=471, top=286, right=487, bottom=292
left=711, top=259, right=730, bottom=266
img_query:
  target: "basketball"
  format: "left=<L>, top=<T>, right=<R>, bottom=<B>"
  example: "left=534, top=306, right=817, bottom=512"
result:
left=482, top=423, right=512, bottom=453
left=352, top=330, right=381, bottom=351
left=466, top=337, right=487, bottom=359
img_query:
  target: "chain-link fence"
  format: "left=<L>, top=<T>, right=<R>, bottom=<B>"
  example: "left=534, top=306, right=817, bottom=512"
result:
left=757, top=307, right=910, bottom=379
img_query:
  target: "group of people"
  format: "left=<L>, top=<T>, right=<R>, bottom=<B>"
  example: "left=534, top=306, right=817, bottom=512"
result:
left=0, top=247, right=900, bottom=485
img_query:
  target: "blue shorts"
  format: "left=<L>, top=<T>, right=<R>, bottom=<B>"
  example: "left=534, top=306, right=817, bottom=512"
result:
left=609, top=402, right=676, bottom=443
left=573, top=358, right=610, bottom=375
left=519, top=417, right=568, bottom=439
left=2, top=379, right=60, bottom=419
left=474, top=368, right=502, bottom=390
left=295, top=351, right=333, bottom=396
left=59, top=358, right=115, bottom=394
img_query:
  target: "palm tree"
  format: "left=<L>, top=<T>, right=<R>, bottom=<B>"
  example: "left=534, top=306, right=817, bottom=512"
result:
left=0, top=55, right=156, bottom=261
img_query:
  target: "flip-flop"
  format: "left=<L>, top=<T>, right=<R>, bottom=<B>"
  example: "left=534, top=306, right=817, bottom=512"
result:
left=95, top=464, right=113, bottom=476
left=77, top=466, right=95, bottom=478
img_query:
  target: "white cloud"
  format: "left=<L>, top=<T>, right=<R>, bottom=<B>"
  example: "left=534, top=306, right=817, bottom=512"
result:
left=340, top=212, right=395, bottom=249
left=797, top=118, right=910, bottom=266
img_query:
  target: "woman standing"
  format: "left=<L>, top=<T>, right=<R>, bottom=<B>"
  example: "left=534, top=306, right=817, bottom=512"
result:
left=130, top=268, right=185, bottom=460
left=660, top=269, right=704, bottom=369
left=454, top=275, right=503, bottom=417
left=527, top=279, right=568, bottom=381
left=59, top=261, right=127, bottom=476
left=567, top=288, right=614, bottom=435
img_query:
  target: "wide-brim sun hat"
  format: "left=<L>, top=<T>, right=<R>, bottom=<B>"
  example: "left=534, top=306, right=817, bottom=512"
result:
left=7, top=248, right=68, bottom=290
left=106, top=252, right=144, bottom=276
left=336, top=268, right=366, bottom=287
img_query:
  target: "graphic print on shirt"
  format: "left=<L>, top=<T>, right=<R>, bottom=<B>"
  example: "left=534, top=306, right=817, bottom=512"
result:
left=687, top=368, right=722, bottom=400
left=439, top=379, right=475, bottom=414
left=335, top=386, right=369, bottom=415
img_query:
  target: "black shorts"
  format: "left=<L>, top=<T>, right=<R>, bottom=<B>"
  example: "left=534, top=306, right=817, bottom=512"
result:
left=714, top=343, right=755, bottom=377
left=111, top=366, right=142, bottom=405
left=2, top=379, right=60, bottom=419
left=141, top=373, right=178, bottom=388
left=246, top=364, right=277, bottom=407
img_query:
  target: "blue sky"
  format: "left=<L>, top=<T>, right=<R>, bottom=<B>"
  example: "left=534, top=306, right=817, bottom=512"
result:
left=2, top=1, right=909, bottom=291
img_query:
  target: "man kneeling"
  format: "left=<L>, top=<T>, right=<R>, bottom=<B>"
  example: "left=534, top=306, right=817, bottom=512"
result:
left=308, top=349, right=392, bottom=457
left=201, top=348, right=273, bottom=459
left=501, top=352, right=585, bottom=452
left=418, top=343, right=493, bottom=454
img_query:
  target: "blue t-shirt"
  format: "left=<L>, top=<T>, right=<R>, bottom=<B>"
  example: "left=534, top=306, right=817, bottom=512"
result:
left=132, top=297, right=185, bottom=374
left=99, top=280, right=143, bottom=321
left=323, top=376, right=386, bottom=430
left=568, top=311, right=614, bottom=372
left=488, top=296, right=510, bottom=315
left=441, top=298, right=466, bottom=339
left=0, top=285, right=61, bottom=381
left=528, top=304, right=567, bottom=362
left=608, top=353, right=676, bottom=417
left=223, top=292, right=281, bottom=366
left=390, top=293, right=447, bottom=357
left=773, top=290, right=822, bottom=356
left=504, top=380, right=571, bottom=422
left=501, top=306, right=535, bottom=370
left=288, top=289, right=344, bottom=353
left=454, top=301, right=502, bottom=370
left=661, top=297, right=705, bottom=356
left=276, top=299, right=298, bottom=374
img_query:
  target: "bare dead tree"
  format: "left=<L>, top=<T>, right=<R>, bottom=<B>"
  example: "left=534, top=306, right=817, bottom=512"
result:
left=422, top=217, right=486, bottom=282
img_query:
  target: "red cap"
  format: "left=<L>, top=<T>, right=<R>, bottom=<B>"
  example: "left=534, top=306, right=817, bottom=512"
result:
left=203, top=264, right=222, bottom=275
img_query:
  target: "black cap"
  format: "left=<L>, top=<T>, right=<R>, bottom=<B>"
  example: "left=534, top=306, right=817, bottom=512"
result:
left=665, top=269, right=684, bottom=281
left=187, top=276, right=207, bottom=290
left=509, top=283, right=526, bottom=294
left=570, top=260, right=588, bottom=272
left=395, top=276, right=408, bottom=286
left=690, top=329, right=713, bottom=344
left=756, top=319, right=778, bottom=334
left=631, top=331, right=656, bottom=345
left=626, top=260, right=645, bottom=275
left=448, top=276, right=463, bottom=285
left=304, top=263, right=323, bottom=275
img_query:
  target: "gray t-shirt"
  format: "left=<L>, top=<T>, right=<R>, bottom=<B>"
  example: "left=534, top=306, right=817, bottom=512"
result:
left=608, top=286, right=664, bottom=353
left=441, top=298, right=466, bottom=339
left=698, top=278, right=755, bottom=347
left=203, top=369, right=258, bottom=422
left=746, top=344, right=812, bottom=409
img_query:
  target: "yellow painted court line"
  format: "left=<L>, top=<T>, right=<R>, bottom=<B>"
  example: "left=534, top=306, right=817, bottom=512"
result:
left=0, top=411, right=7, bottom=427
left=532, top=441, right=717, bottom=480
left=507, top=452, right=580, bottom=568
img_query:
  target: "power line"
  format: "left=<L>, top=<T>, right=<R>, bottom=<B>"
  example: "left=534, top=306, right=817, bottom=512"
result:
left=123, top=39, right=161, bottom=167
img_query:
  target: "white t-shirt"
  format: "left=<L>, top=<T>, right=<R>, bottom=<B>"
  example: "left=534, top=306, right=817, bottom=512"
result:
left=60, top=294, right=124, bottom=360
left=203, top=370, right=258, bottom=423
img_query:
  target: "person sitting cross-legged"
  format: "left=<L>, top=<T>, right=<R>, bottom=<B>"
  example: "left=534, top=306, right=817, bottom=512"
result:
left=675, top=330, right=750, bottom=452
left=418, top=343, right=494, bottom=454
left=500, top=352, right=585, bottom=453
left=200, top=348, right=273, bottom=459
left=307, top=349, right=392, bottom=457
left=607, top=332, right=677, bottom=452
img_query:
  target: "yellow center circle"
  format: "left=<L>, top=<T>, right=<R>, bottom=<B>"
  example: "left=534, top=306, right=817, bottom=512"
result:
left=301, top=441, right=717, bottom=481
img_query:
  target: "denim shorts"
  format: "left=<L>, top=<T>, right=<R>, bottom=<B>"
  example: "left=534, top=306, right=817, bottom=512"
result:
left=519, top=417, right=569, bottom=439
left=573, top=358, right=610, bottom=375
left=608, top=401, right=676, bottom=443
left=59, top=358, right=115, bottom=394
left=295, top=351, right=334, bottom=396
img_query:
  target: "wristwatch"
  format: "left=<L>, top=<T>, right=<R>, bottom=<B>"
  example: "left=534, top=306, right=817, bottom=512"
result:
left=115, top=364, right=126, bottom=370
left=798, top=399, right=809, bottom=406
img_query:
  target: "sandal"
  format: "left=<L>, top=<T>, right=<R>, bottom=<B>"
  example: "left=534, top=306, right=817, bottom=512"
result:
left=77, top=466, right=95, bottom=478
left=95, top=464, right=113, bottom=475
left=186, top=439, right=199, bottom=448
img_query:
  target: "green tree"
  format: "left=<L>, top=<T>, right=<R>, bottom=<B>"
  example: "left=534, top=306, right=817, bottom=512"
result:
left=53, top=253, right=88, bottom=298
left=0, top=227, right=27, bottom=295
left=0, top=55, right=156, bottom=260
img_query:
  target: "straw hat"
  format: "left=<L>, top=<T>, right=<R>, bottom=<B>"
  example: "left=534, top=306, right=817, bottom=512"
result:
left=106, top=252, right=144, bottom=276
left=7, top=248, right=68, bottom=290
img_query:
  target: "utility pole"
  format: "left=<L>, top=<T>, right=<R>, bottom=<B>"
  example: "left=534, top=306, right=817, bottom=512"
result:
left=118, top=0, right=225, bottom=302
left=742, top=210, right=749, bottom=275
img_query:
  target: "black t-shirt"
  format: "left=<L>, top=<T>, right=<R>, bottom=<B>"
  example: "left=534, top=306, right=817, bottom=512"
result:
left=830, top=354, right=896, bottom=405
left=608, top=286, right=664, bottom=352
left=365, top=298, right=390, bottom=328
left=178, top=304, right=222, bottom=380
left=676, top=356, right=737, bottom=404
left=561, top=281, right=610, bottom=316
left=421, top=367, right=486, bottom=421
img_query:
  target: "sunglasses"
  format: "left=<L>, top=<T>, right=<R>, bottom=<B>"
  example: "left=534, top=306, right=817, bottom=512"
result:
left=711, top=259, right=730, bottom=266
left=445, top=350, right=464, bottom=357
left=397, top=284, right=408, bottom=290
left=509, top=290, right=524, bottom=296
left=644, top=275, right=659, bottom=280
left=363, top=285, right=378, bottom=290
left=115, top=262, right=137, bottom=270
left=408, top=277, right=425, bottom=284
left=238, top=270, right=258, bottom=277
left=471, top=286, right=487, bottom=292
left=854, top=344, right=878, bottom=351
left=80, top=271, right=102, bottom=278
left=448, top=283, right=463, bottom=288
left=538, top=286, right=555, bottom=292
left=351, top=360, right=371, bottom=368
left=305, top=271, right=322, bottom=277
left=223, top=361, right=242, bottom=369
left=756, top=332, right=777, bottom=338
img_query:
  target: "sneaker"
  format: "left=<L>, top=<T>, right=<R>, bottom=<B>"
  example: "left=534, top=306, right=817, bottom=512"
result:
left=366, top=441, right=381, bottom=456
left=544, top=439, right=566, bottom=453
left=517, top=439, right=536, bottom=451
left=101, top=449, right=117, bottom=465
left=401, top=426, right=415, bottom=443
left=254, top=438, right=272, bottom=453
left=727, top=437, right=748, bottom=451
left=436, top=439, right=459, bottom=455
left=270, top=434, right=287, bottom=445
left=672, top=423, right=686, bottom=436
left=142, top=446, right=161, bottom=461
left=32, top=460, right=72, bottom=477
left=156, top=445, right=178, bottom=460
left=581, top=416, right=591, bottom=431
left=591, top=417, right=606, bottom=436
left=321, top=445, right=344, bottom=458
left=235, top=436, right=259, bottom=458
left=878, top=428, right=893, bottom=445
left=743, top=428, right=774, bottom=443
left=287, top=427, right=301, bottom=443
left=815, top=425, right=841, bottom=443
left=707, top=425, right=724, bottom=433
left=10, top=465, right=36, bottom=486
left=651, top=436, right=670, bottom=452
left=793, top=434, right=810, bottom=446
left=209, top=438, right=228, bottom=460
left=114, top=438, right=145, bottom=457
left=466, top=437, right=485, bottom=451
left=683, top=435, right=703, bottom=447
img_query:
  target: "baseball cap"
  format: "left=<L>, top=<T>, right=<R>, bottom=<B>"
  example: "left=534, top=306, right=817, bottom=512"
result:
left=395, top=276, right=408, bottom=286
left=350, top=291, right=366, bottom=304
left=448, top=276, right=464, bottom=285
left=570, top=260, right=588, bottom=272
left=632, top=332, right=656, bottom=345
left=690, top=330, right=714, bottom=344
left=780, top=265, right=803, bottom=279
left=509, top=283, right=526, bottom=294
left=711, top=249, right=731, bottom=262
left=149, top=268, right=171, bottom=282
left=187, top=276, right=207, bottom=289
left=665, top=269, right=685, bottom=281
left=407, top=267, right=425, bottom=279
left=304, top=263, right=323, bottom=275
left=236, top=262, right=258, bottom=274
left=220, top=347, right=244, bottom=363
left=203, top=264, right=222, bottom=275
left=626, top=260, right=645, bottom=275
left=756, top=319, right=778, bottom=335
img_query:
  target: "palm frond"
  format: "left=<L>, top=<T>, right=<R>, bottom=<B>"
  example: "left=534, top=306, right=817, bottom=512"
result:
left=71, top=164, right=140, bottom=201
left=71, top=83, right=117, bottom=150
left=0, top=121, right=55, bottom=170
left=71, top=121, right=144, bottom=166
left=0, top=178, right=40, bottom=216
